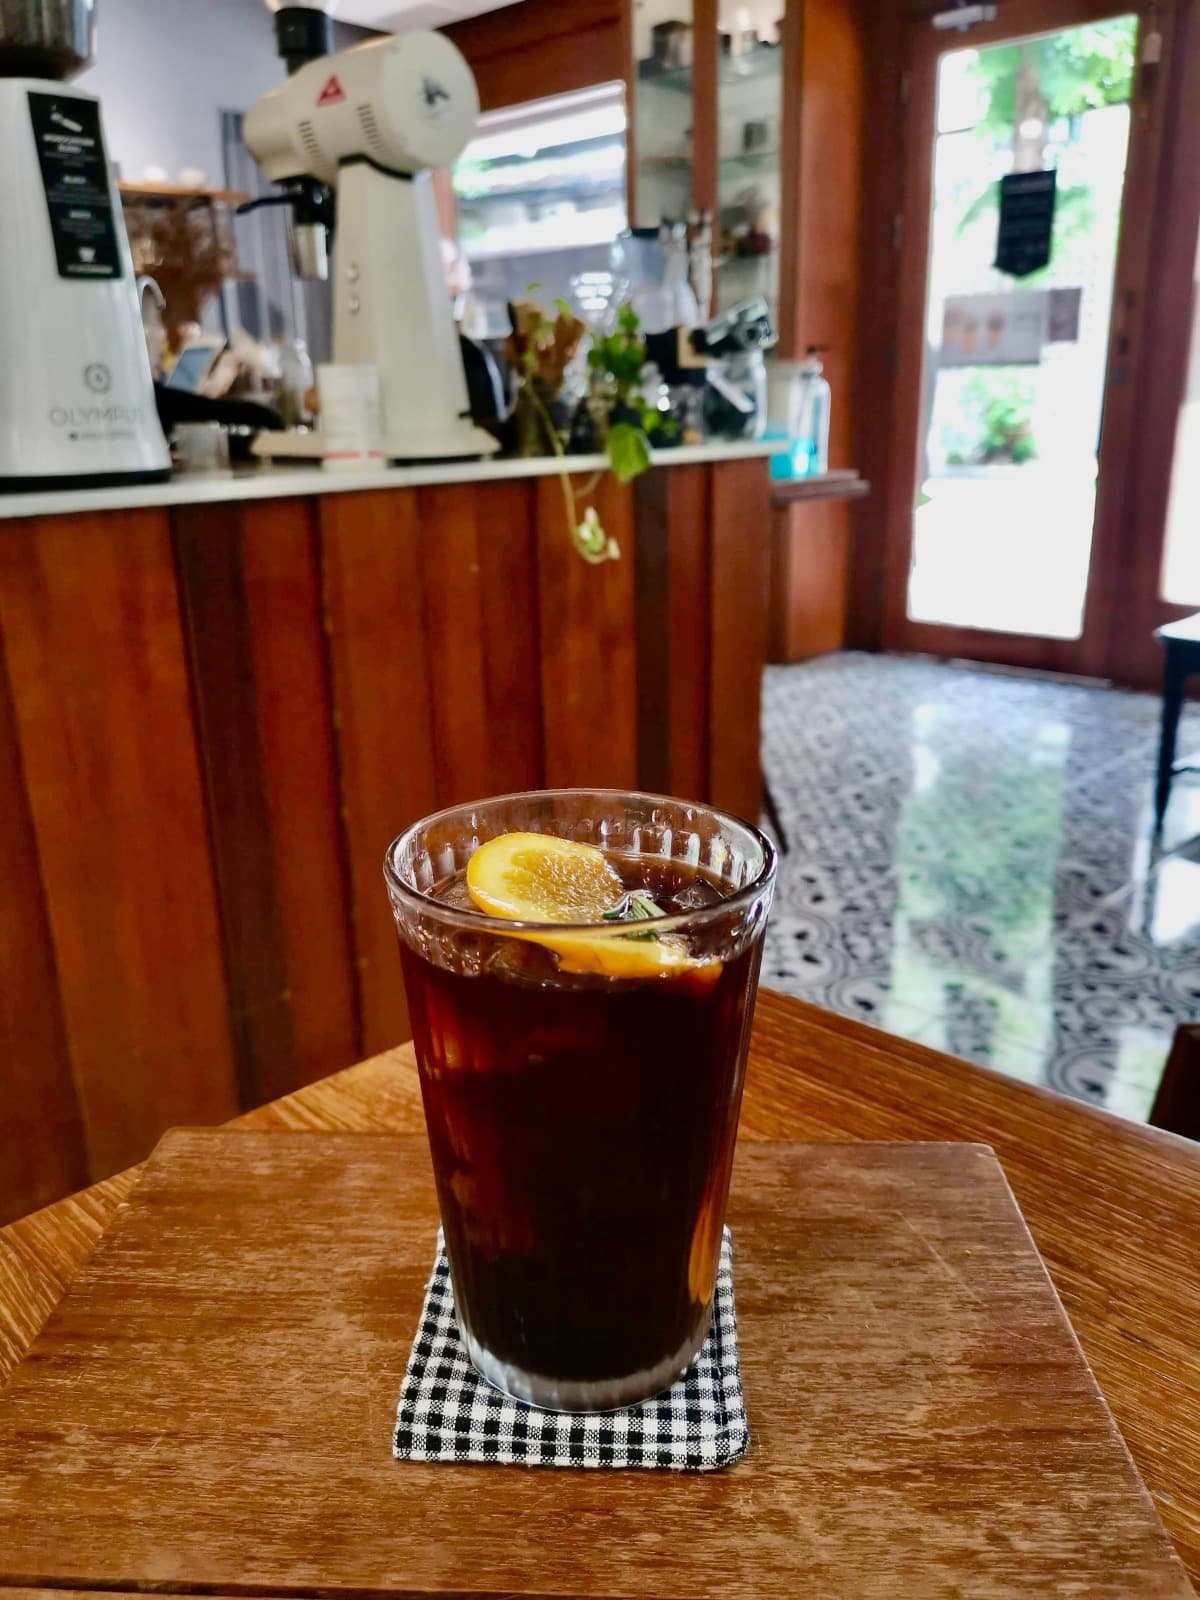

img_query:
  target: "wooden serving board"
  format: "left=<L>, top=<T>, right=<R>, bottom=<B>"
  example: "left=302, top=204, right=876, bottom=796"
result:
left=0, top=1130, right=1189, bottom=1600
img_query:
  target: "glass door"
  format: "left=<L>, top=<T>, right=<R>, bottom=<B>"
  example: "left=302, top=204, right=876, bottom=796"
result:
left=912, top=19, right=1135, bottom=641
left=882, top=2, right=1164, bottom=673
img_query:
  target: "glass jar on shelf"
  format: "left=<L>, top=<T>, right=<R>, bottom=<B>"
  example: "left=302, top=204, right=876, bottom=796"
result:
left=716, top=25, right=783, bottom=323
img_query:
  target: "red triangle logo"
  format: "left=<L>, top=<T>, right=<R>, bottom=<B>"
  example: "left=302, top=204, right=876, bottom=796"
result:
left=316, top=75, right=346, bottom=108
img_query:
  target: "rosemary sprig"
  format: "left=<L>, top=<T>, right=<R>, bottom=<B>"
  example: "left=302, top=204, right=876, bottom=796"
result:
left=602, top=889, right=666, bottom=941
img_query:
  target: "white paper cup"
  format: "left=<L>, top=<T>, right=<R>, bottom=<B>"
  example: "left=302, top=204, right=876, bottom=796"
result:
left=318, top=364, right=384, bottom=469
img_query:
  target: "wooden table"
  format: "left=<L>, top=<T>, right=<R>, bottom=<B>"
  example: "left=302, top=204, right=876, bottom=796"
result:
left=3, top=989, right=1200, bottom=1588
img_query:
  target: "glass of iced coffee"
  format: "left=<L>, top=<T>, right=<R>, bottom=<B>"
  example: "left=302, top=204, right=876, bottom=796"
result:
left=384, top=789, right=776, bottom=1411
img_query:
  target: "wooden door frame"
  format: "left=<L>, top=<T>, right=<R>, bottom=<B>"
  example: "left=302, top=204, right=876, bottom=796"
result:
left=880, top=0, right=1176, bottom=675
left=1104, top=0, right=1200, bottom=688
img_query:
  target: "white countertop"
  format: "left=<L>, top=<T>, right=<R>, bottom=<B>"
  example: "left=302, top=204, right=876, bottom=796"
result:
left=0, top=441, right=779, bottom=521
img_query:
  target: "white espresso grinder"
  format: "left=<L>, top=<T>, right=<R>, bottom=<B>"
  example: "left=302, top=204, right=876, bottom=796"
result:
left=0, top=0, right=171, bottom=491
left=244, top=23, right=497, bottom=461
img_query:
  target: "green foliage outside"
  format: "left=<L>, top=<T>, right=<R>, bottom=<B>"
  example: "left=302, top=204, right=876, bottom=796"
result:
left=956, top=18, right=1135, bottom=284
left=944, top=371, right=1038, bottom=466
left=967, top=21, right=1136, bottom=144
left=940, top=18, right=1136, bottom=466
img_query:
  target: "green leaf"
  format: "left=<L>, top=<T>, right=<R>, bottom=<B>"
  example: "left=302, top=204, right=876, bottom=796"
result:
left=602, top=890, right=665, bottom=922
left=607, top=421, right=652, bottom=484
left=601, top=889, right=665, bottom=940
left=525, top=280, right=543, bottom=294
left=554, top=298, right=574, bottom=321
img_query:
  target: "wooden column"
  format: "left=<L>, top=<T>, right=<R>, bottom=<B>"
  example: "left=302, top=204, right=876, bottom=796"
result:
left=774, top=0, right=868, bottom=660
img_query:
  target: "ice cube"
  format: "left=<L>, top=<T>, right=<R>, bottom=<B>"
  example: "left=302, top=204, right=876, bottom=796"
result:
left=433, top=871, right=477, bottom=912
left=666, top=878, right=725, bottom=914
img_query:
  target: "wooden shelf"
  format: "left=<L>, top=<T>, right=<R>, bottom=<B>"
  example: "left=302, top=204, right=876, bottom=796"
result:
left=118, top=182, right=249, bottom=205
left=770, top=469, right=869, bottom=505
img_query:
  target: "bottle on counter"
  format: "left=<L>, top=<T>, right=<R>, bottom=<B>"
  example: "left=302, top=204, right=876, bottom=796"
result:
left=791, top=347, right=831, bottom=476
left=277, top=336, right=315, bottom=429
left=663, top=222, right=700, bottom=329
left=766, top=348, right=832, bottom=478
left=687, top=209, right=714, bottom=324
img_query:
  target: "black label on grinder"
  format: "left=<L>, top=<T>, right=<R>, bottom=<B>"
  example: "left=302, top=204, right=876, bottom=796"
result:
left=28, top=91, right=122, bottom=280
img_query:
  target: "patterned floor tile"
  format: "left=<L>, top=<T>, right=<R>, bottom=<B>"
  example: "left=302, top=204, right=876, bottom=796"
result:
left=761, top=652, right=1200, bottom=1126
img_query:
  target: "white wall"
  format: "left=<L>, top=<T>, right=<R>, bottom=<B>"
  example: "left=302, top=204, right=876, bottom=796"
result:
left=77, top=0, right=369, bottom=186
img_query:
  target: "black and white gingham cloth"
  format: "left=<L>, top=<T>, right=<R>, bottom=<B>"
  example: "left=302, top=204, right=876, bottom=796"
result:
left=393, top=1228, right=748, bottom=1471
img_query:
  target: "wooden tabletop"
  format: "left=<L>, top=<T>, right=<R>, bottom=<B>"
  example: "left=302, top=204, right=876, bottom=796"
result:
left=3, top=988, right=1199, bottom=1588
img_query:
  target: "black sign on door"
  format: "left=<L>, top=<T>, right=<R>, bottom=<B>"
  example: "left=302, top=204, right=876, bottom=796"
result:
left=994, top=169, right=1057, bottom=278
left=28, top=91, right=123, bottom=280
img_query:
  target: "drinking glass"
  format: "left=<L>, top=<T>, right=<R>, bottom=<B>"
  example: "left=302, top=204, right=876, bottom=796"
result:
left=384, top=789, right=776, bottom=1410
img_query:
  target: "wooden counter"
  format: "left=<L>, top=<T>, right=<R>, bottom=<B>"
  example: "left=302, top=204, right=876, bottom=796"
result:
left=0, top=451, right=773, bottom=1223
left=767, top=473, right=871, bottom=664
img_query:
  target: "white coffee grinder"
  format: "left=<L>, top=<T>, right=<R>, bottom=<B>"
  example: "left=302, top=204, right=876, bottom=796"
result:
left=245, top=14, right=498, bottom=461
left=0, top=0, right=171, bottom=490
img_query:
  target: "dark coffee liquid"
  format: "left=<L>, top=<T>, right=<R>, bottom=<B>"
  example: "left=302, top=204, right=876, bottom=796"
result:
left=400, top=855, right=760, bottom=1389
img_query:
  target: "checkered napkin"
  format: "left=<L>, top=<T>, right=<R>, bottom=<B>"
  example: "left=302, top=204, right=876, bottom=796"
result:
left=393, top=1228, right=748, bottom=1471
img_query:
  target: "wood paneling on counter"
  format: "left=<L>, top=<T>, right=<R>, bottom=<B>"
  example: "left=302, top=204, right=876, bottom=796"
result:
left=0, top=511, right=239, bottom=1180
left=769, top=500, right=851, bottom=662
left=173, top=504, right=297, bottom=1108
left=0, top=458, right=772, bottom=1220
left=418, top=481, right=542, bottom=804
left=536, top=473, right=638, bottom=790
left=319, top=489, right=435, bottom=1056
left=237, top=500, right=361, bottom=1084
left=634, top=466, right=711, bottom=803
left=0, top=646, right=84, bottom=1219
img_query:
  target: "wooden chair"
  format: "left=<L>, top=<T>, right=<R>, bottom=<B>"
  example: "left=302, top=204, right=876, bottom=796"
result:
left=1149, top=1023, right=1200, bottom=1141
left=1154, top=613, right=1200, bottom=825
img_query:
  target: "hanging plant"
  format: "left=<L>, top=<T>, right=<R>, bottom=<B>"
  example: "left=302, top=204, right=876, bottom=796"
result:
left=585, top=302, right=658, bottom=485
left=506, top=292, right=659, bottom=564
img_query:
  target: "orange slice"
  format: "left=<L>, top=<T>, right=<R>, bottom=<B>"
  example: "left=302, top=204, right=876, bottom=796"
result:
left=465, top=832, right=720, bottom=981
left=466, top=833, right=623, bottom=922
